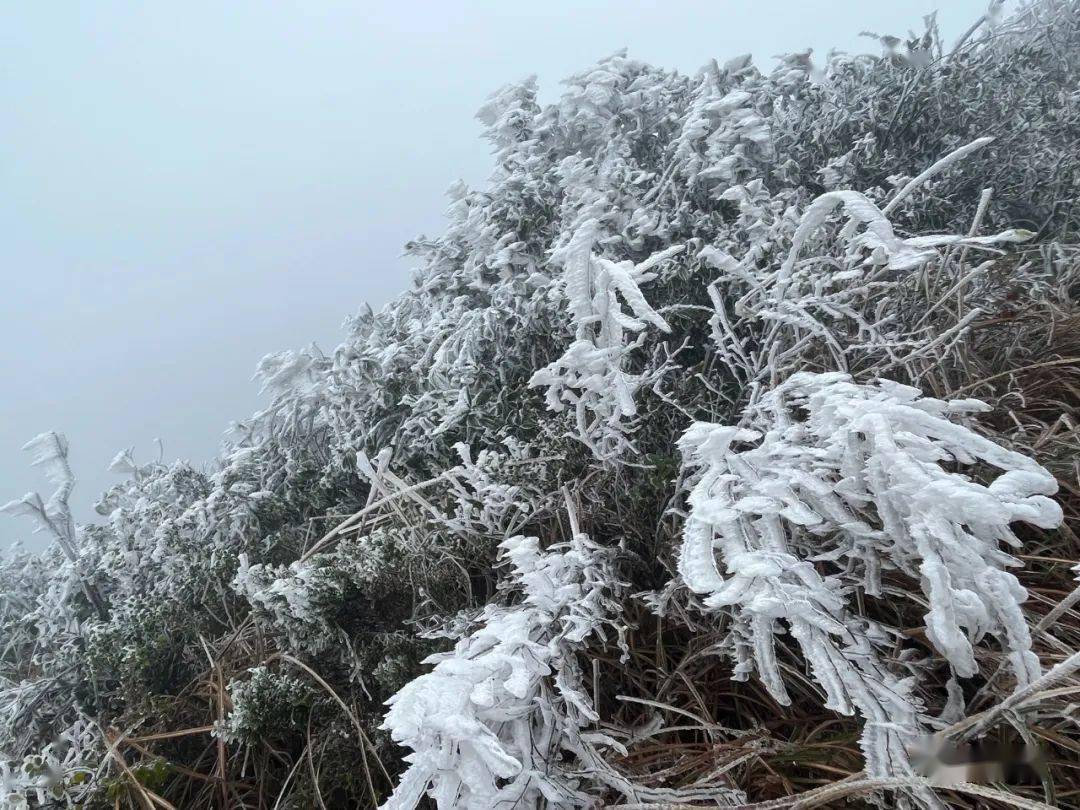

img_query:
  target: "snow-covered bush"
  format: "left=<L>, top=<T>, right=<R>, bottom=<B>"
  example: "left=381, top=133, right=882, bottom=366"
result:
left=677, top=372, right=1063, bottom=773
left=380, top=531, right=626, bottom=809
left=2, top=1, right=1079, bottom=806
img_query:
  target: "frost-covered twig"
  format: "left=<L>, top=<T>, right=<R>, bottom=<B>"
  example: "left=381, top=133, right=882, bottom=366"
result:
left=530, top=237, right=684, bottom=459
left=1, top=433, right=105, bottom=619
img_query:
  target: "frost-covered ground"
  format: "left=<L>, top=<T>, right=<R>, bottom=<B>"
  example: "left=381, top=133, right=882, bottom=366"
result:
left=3, top=1, right=1080, bottom=807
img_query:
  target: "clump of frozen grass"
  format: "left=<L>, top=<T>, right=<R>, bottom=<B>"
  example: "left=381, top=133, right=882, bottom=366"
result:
left=677, top=372, right=1062, bottom=774
left=381, top=529, right=626, bottom=809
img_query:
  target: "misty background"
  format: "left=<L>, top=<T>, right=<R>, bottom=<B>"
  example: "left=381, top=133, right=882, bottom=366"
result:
left=2, top=1, right=991, bottom=549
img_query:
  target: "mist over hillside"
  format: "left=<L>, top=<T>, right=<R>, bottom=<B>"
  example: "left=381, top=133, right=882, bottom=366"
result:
left=2, top=1, right=1079, bottom=807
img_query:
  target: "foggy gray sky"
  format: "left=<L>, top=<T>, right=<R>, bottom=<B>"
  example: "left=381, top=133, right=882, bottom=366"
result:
left=2, top=1, right=991, bottom=549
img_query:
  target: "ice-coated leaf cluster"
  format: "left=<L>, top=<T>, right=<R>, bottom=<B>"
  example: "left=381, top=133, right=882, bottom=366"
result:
left=381, top=531, right=626, bottom=809
left=677, top=372, right=1062, bottom=774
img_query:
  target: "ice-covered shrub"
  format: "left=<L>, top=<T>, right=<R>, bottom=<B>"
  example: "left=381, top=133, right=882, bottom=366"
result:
left=1, top=1, right=1078, bottom=806
left=530, top=242, right=684, bottom=459
left=219, top=666, right=313, bottom=746
left=677, top=371, right=1063, bottom=772
left=0, top=716, right=97, bottom=809
left=380, top=531, right=626, bottom=809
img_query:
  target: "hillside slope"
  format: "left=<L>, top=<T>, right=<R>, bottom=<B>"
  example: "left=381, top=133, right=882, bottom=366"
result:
left=2, top=2, right=1079, bottom=807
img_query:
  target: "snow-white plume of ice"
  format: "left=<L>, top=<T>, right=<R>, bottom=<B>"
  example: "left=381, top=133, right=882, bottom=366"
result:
left=677, top=372, right=1062, bottom=774
left=530, top=234, right=683, bottom=459
left=380, top=532, right=625, bottom=809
